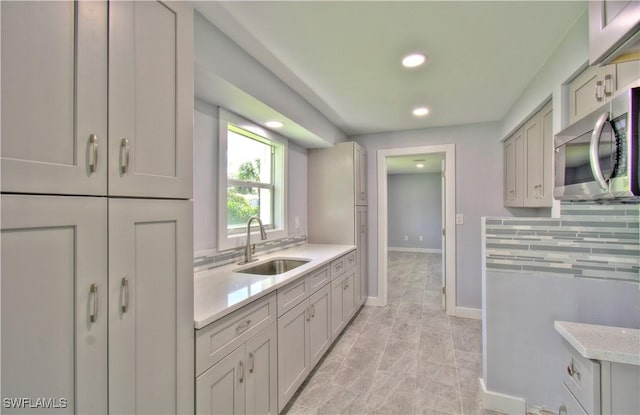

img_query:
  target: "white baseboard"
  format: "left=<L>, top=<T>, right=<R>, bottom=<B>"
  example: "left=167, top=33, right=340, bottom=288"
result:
left=455, top=306, right=482, bottom=320
left=365, top=296, right=385, bottom=307
left=388, top=247, right=442, bottom=254
left=479, top=378, right=526, bottom=415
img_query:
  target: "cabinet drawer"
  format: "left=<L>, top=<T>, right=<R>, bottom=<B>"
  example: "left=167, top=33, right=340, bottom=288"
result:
left=561, top=340, right=600, bottom=415
left=277, top=276, right=309, bottom=317
left=308, top=266, right=330, bottom=293
left=561, top=383, right=588, bottom=415
left=344, top=250, right=357, bottom=272
left=331, top=257, right=346, bottom=278
left=196, top=292, right=276, bottom=376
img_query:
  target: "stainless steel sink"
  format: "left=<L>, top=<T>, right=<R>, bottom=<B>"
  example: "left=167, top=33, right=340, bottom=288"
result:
left=235, top=258, right=310, bottom=275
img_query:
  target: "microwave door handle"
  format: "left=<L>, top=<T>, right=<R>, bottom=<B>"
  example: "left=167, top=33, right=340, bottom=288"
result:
left=589, top=112, right=610, bottom=191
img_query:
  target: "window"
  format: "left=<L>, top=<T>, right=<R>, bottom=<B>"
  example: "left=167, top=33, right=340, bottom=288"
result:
left=218, top=109, right=287, bottom=250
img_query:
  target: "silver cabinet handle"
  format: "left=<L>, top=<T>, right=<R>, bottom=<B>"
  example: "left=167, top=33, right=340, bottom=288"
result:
left=595, top=80, right=604, bottom=101
left=567, top=361, right=580, bottom=379
left=121, top=277, right=129, bottom=313
left=604, top=74, right=613, bottom=96
left=311, top=304, right=315, bottom=318
left=558, top=404, right=567, bottom=415
left=248, top=353, right=254, bottom=374
left=236, top=319, right=252, bottom=333
left=88, top=134, right=98, bottom=174
left=306, top=307, right=310, bottom=322
left=89, top=284, right=98, bottom=323
left=238, top=361, right=244, bottom=383
left=120, top=138, right=130, bottom=174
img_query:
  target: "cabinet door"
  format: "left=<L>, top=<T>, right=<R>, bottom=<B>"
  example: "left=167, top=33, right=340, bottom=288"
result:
left=560, top=383, right=588, bottom=415
left=245, top=323, right=278, bottom=415
left=538, top=103, right=554, bottom=206
left=523, top=115, right=542, bottom=206
left=589, top=0, right=640, bottom=64
left=568, top=66, right=607, bottom=125
left=196, top=347, right=245, bottom=415
left=108, top=199, right=193, bottom=414
left=309, top=284, right=332, bottom=367
left=612, top=60, right=640, bottom=93
left=1, top=1, right=107, bottom=195
left=109, top=1, right=193, bottom=198
left=355, top=143, right=367, bottom=205
left=343, top=270, right=358, bottom=322
left=357, top=207, right=368, bottom=306
left=1, top=195, right=108, bottom=413
left=277, top=300, right=310, bottom=412
left=504, top=128, right=524, bottom=207
left=331, top=275, right=347, bottom=338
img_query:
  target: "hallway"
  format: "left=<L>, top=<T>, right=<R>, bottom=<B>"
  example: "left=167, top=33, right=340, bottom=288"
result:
left=284, top=252, right=496, bottom=415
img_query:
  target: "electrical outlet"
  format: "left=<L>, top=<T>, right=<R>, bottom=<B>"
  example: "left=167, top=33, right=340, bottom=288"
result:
left=456, top=214, right=464, bottom=225
left=404, top=235, right=408, bottom=241
left=419, top=235, right=423, bottom=241
left=294, top=216, right=300, bottom=230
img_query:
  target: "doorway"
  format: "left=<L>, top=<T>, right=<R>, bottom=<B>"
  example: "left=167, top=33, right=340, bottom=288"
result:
left=376, top=144, right=456, bottom=315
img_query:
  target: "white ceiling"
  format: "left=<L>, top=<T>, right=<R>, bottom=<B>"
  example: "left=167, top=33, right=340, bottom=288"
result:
left=197, top=1, right=587, bottom=137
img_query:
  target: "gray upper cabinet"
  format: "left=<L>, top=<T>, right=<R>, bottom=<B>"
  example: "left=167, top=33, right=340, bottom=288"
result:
left=109, top=1, right=193, bottom=199
left=1, top=1, right=193, bottom=199
left=589, top=0, right=640, bottom=65
left=504, top=102, right=553, bottom=208
left=568, top=61, right=640, bottom=125
left=1, top=1, right=108, bottom=195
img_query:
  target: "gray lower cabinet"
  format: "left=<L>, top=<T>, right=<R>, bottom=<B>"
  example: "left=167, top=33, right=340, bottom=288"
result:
left=277, top=300, right=311, bottom=412
left=331, top=268, right=357, bottom=339
left=1, top=195, right=194, bottom=414
left=196, top=322, right=278, bottom=415
left=277, top=268, right=333, bottom=412
left=560, top=339, right=640, bottom=415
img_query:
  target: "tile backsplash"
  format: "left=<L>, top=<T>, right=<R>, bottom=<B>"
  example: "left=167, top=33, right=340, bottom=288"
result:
left=485, top=203, right=639, bottom=282
left=194, top=235, right=308, bottom=272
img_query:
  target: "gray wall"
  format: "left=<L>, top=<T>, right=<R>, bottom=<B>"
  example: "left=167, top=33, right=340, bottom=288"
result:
left=484, top=270, right=640, bottom=409
left=353, top=122, right=539, bottom=309
left=193, top=98, right=308, bottom=254
left=387, top=173, right=442, bottom=251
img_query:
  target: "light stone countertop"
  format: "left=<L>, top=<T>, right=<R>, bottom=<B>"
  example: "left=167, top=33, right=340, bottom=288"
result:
left=554, top=320, right=640, bottom=365
left=194, top=243, right=356, bottom=329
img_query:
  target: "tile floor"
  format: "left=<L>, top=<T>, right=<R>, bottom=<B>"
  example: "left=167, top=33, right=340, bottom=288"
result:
left=283, top=251, right=500, bottom=415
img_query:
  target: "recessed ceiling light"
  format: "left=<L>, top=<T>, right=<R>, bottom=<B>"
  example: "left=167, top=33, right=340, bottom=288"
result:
left=416, top=163, right=425, bottom=168
left=412, top=107, right=429, bottom=117
left=402, top=52, right=427, bottom=68
left=265, top=120, right=284, bottom=128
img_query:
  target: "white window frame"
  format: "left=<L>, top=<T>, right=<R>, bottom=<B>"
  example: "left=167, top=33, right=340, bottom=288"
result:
left=218, top=108, right=288, bottom=251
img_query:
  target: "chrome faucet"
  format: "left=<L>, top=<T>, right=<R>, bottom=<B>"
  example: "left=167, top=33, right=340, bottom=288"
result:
left=240, top=216, right=267, bottom=264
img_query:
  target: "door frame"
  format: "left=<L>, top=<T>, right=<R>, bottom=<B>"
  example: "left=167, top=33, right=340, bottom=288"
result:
left=376, top=144, right=456, bottom=315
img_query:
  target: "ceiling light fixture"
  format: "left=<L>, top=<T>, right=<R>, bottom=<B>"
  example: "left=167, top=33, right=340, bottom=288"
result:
left=402, top=52, right=427, bottom=68
left=412, top=107, right=429, bottom=117
left=265, top=120, right=284, bottom=128
left=416, top=163, right=425, bottom=168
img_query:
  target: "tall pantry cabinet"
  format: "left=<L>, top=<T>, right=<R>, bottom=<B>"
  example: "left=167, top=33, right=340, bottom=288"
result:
left=308, top=142, right=368, bottom=307
left=1, top=1, right=194, bottom=413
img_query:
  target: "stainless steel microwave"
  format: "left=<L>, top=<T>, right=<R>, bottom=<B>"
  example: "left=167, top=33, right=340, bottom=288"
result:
left=554, top=86, right=639, bottom=202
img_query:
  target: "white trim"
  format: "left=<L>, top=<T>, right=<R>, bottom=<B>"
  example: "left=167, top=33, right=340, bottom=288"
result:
left=479, top=378, right=526, bottom=415
left=455, top=306, right=482, bottom=320
left=217, top=108, right=288, bottom=251
left=387, top=247, right=442, bottom=254
left=377, top=144, right=457, bottom=315
left=365, top=296, right=384, bottom=307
